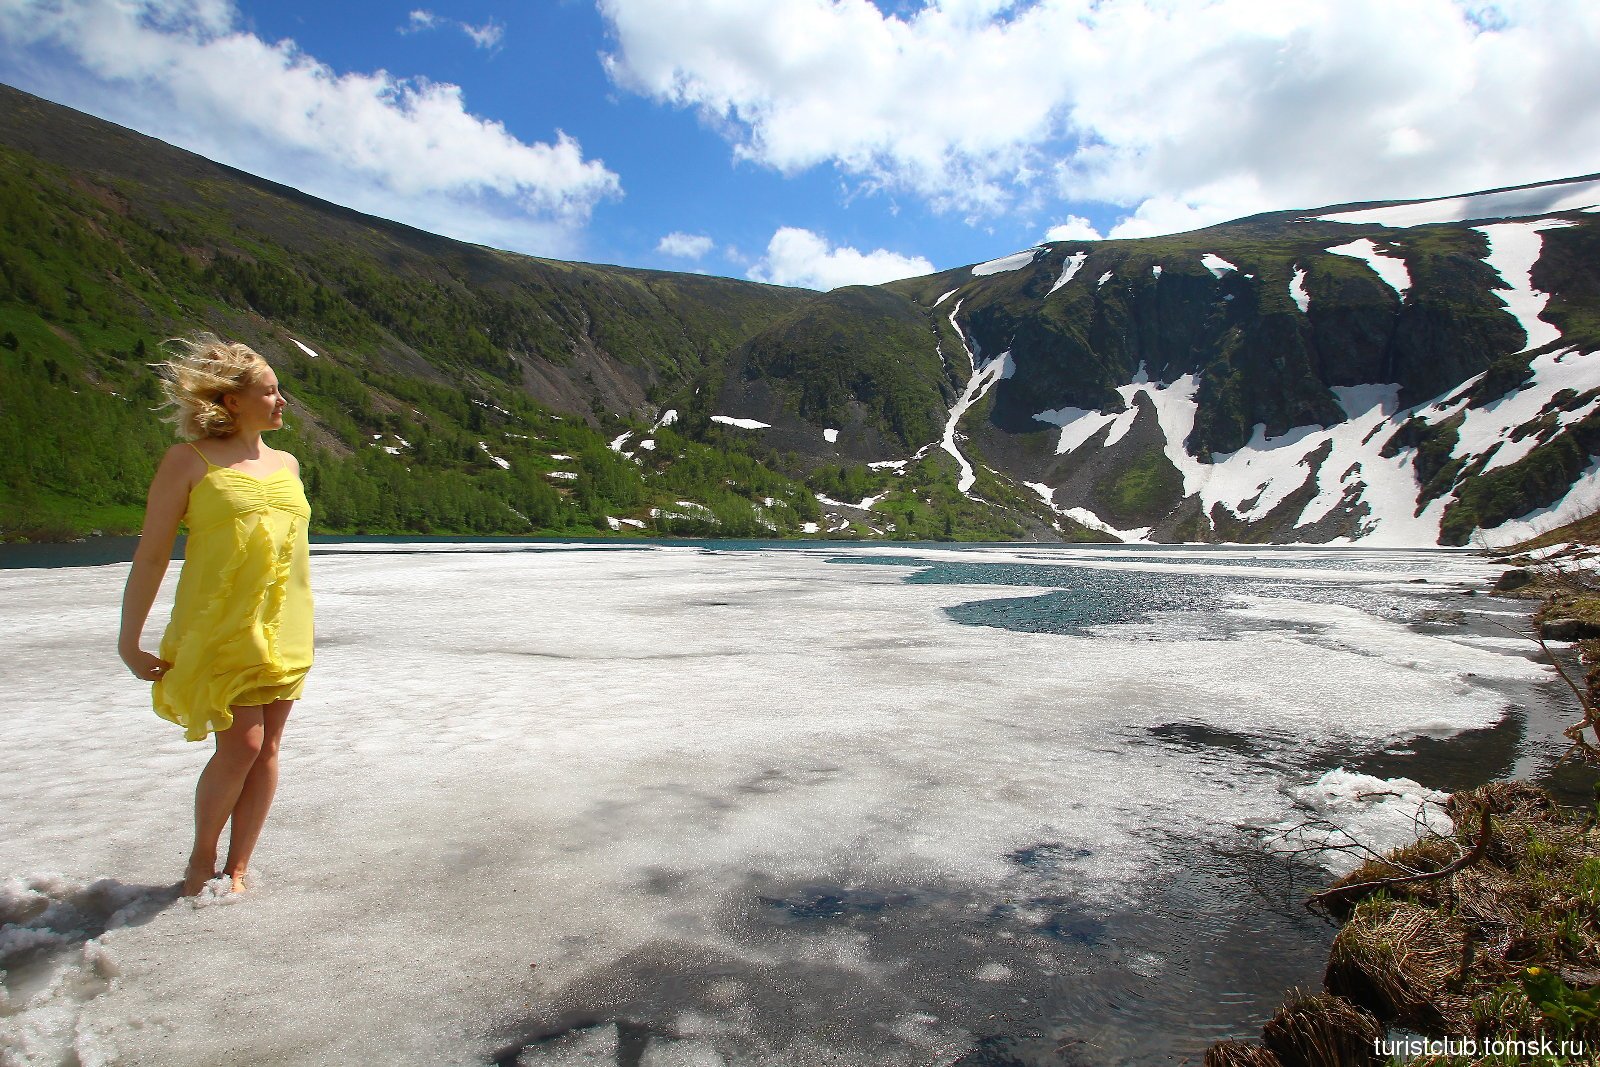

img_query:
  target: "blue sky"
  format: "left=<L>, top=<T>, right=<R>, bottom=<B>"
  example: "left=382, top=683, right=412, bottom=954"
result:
left=1, top=1, right=1596, bottom=289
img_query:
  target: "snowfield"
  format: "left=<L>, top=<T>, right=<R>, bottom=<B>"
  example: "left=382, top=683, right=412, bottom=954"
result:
left=1314, top=177, right=1600, bottom=228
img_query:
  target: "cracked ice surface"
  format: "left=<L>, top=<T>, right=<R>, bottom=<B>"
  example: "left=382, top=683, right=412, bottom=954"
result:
left=0, top=544, right=1546, bottom=1065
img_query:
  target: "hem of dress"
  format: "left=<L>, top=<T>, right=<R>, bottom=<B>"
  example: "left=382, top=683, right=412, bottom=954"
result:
left=154, top=668, right=309, bottom=742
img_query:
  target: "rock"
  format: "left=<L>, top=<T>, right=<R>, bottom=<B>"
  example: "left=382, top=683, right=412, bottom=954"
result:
left=1494, top=568, right=1534, bottom=592
left=1540, top=617, right=1600, bottom=641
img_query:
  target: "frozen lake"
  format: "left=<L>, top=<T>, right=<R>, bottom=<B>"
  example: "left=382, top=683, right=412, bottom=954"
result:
left=0, top=542, right=1568, bottom=1065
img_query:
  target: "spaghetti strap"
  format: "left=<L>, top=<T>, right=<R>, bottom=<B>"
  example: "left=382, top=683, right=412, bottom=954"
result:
left=187, top=441, right=218, bottom=468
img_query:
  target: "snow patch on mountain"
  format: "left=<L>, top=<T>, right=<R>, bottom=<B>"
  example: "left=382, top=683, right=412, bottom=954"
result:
left=1475, top=219, right=1574, bottom=352
left=1439, top=349, right=1600, bottom=474
left=1048, top=252, right=1088, bottom=295
left=1034, top=403, right=1134, bottom=452
left=1327, top=239, right=1411, bottom=299
left=711, top=415, right=771, bottom=430
left=972, top=248, right=1039, bottom=276
left=1023, top=481, right=1153, bottom=542
left=1314, top=178, right=1600, bottom=228
left=1201, top=254, right=1238, bottom=278
left=1289, top=267, right=1310, bottom=313
left=1097, top=271, right=1113, bottom=288
left=1033, top=344, right=1600, bottom=545
left=1484, top=459, right=1600, bottom=545
left=943, top=300, right=1014, bottom=495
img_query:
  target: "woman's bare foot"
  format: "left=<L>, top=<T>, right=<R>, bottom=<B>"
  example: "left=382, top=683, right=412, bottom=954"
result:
left=228, top=871, right=247, bottom=894
left=182, top=858, right=217, bottom=896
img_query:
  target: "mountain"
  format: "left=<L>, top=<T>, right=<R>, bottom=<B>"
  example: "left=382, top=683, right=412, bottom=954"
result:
left=2, top=82, right=1598, bottom=546
left=711, top=178, right=1600, bottom=546
left=0, top=84, right=833, bottom=541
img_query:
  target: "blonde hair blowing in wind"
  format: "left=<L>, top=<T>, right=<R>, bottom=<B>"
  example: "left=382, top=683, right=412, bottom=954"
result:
left=155, top=334, right=271, bottom=441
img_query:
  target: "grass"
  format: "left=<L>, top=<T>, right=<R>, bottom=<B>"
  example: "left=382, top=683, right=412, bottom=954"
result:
left=1209, top=783, right=1600, bottom=1065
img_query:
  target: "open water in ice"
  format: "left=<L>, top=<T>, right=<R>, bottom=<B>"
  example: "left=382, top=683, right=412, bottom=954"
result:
left=0, top=540, right=1588, bottom=1066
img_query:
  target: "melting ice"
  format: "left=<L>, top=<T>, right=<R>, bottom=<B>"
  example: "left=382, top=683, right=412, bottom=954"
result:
left=0, top=543, right=1554, bottom=1065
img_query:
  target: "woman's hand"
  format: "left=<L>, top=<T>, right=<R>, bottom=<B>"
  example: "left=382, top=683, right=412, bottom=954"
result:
left=121, top=647, right=173, bottom=683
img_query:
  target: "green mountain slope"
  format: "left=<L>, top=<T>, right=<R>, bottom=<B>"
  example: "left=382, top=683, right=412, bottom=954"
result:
left=0, top=84, right=837, bottom=540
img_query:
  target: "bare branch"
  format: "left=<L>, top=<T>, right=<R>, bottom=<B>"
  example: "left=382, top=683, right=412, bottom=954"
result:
left=1307, top=801, right=1494, bottom=911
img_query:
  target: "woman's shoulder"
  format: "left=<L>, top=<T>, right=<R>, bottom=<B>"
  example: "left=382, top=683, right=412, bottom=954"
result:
left=161, top=440, right=208, bottom=472
left=271, top=446, right=301, bottom=475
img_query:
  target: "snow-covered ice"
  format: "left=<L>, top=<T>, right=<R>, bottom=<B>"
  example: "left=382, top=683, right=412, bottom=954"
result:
left=710, top=416, right=771, bottom=430
left=288, top=338, right=319, bottom=360
left=0, top=544, right=1555, bottom=1064
left=822, top=428, right=838, bottom=444
left=1262, top=769, right=1450, bottom=875
left=1200, top=253, right=1237, bottom=279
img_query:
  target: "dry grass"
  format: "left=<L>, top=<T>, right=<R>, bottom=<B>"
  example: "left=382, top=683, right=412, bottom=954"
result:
left=1203, top=1039, right=1284, bottom=1067
left=1260, top=990, right=1382, bottom=1067
left=1326, top=898, right=1476, bottom=1033
left=1208, top=782, right=1600, bottom=1065
left=1324, top=784, right=1600, bottom=1045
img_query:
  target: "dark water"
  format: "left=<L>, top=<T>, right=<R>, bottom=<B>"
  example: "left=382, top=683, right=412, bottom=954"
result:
left=495, top=835, right=1339, bottom=1067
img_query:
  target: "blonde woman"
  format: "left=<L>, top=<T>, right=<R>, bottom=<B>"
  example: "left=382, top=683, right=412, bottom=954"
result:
left=118, top=334, right=313, bottom=896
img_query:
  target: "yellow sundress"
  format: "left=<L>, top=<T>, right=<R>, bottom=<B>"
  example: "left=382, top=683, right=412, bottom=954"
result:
left=153, top=443, right=314, bottom=741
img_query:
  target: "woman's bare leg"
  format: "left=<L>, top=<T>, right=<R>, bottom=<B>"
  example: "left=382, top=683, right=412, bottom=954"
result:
left=185, top=705, right=266, bottom=895
left=223, top=699, right=293, bottom=892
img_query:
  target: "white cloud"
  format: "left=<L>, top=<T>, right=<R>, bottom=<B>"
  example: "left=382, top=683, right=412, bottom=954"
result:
left=401, top=9, right=502, bottom=49
left=656, top=231, right=715, bottom=258
left=600, top=0, right=1600, bottom=234
left=402, top=9, right=439, bottom=32
left=0, top=0, right=616, bottom=255
left=1042, top=215, right=1102, bottom=242
left=460, top=19, right=503, bottom=50
left=748, top=227, right=933, bottom=290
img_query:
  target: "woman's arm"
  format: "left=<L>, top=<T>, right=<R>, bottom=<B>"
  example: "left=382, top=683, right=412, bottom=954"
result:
left=118, top=445, right=199, bottom=680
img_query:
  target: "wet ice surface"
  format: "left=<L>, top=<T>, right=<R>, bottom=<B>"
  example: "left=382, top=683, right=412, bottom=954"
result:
left=0, top=543, right=1560, bottom=1066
